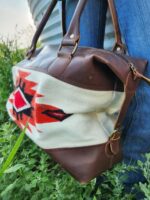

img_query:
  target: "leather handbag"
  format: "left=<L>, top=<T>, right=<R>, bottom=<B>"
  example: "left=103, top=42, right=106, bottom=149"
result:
left=7, top=0, right=150, bottom=183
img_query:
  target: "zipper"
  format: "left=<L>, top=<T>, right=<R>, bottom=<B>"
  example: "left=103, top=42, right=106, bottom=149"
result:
left=115, top=52, right=150, bottom=85
left=115, top=52, right=137, bottom=79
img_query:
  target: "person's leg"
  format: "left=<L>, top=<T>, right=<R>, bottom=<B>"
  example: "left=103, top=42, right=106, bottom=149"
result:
left=114, top=0, right=150, bottom=195
left=65, top=0, right=108, bottom=48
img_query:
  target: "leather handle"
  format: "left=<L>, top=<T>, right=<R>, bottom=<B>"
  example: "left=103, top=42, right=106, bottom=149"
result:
left=27, top=0, right=125, bottom=59
left=108, top=0, right=126, bottom=53
left=61, top=0, right=125, bottom=53
left=27, top=0, right=58, bottom=59
left=61, top=0, right=87, bottom=46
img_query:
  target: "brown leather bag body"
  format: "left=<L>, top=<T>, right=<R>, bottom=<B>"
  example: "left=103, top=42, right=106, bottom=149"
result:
left=7, top=0, right=150, bottom=183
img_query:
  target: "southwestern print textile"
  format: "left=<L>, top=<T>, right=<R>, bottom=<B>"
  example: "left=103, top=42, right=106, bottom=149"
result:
left=7, top=66, right=124, bottom=150
left=8, top=70, right=72, bottom=132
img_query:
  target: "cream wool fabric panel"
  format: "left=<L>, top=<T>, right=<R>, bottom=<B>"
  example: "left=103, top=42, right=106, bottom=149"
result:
left=12, top=67, right=123, bottom=114
left=7, top=67, right=125, bottom=149
left=25, top=113, right=111, bottom=149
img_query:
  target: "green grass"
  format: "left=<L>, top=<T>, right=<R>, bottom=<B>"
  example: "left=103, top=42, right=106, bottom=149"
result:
left=0, top=41, right=150, bottom=200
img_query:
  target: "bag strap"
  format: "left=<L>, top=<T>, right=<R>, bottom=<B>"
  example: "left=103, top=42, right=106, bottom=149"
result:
left=114, top=72, right=136, bottom=131
left=61, top=0, right=125, bottom=53
left=108, top=0, right=125, bottom=53
left=27, top=0, right=125, bottom=59
left=27, top=0, right=63, bottom=59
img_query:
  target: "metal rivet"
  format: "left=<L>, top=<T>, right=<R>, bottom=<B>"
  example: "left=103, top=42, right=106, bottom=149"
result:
left=117, top=47, right=121, bottom=51
left=70, top=34, right=75, bottom=39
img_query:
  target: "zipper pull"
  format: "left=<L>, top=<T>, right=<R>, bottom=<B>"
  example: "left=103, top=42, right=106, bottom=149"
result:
left=130, top=63, right=150, bottom=85
left=129, top=63, right=137, bottom=80
left=140, top=74, right=150, bottom=84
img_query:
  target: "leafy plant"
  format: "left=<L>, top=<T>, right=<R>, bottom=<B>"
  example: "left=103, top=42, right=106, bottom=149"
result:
left=137, top=154, right=150, bottom=199
left=0, top=40, right=25, bottom=123
left=93, top=163, right=137, bottom=200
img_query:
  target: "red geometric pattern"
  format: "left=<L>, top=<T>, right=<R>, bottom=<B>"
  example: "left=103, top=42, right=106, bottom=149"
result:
left=8, top=70, right=72, bottom=133
left=13, top=88, right=31, bottom=112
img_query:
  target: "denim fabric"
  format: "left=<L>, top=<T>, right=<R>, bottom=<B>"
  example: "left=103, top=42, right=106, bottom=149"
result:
left=66, top=0, right=107, bottom=48
left=65, top=0, right=150, bottom=199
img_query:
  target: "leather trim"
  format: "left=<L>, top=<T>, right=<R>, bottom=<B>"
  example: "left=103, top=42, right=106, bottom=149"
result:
left=44, top=135, right=122, bottom=183
left=24, top=47, right=147, bottom=92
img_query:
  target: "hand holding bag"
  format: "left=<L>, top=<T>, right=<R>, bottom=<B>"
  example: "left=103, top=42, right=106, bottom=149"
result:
left=7, top=0, right=150, bottom=183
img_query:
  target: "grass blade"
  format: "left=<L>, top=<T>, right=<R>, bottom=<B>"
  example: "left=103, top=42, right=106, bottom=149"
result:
left=0, top=126, right=26, bottom=177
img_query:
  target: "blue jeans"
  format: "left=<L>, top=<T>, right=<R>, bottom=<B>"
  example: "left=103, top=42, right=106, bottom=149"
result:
left=66, top=0, right=150, bottom=198
left=66, top=0, right=107, bottom=48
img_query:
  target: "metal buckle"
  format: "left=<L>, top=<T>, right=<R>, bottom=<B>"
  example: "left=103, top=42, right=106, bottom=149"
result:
left=58, top=42, right=78, bottom=56
left=109, top=129, right=121, bottom=141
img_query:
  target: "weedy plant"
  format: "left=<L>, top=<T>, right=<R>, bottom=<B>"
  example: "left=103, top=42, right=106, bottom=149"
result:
left=0, top=40, right=25, bottom=123
left=0, top=40, right=150, bottom=200
left=137, top=154, right=150, bottom=200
